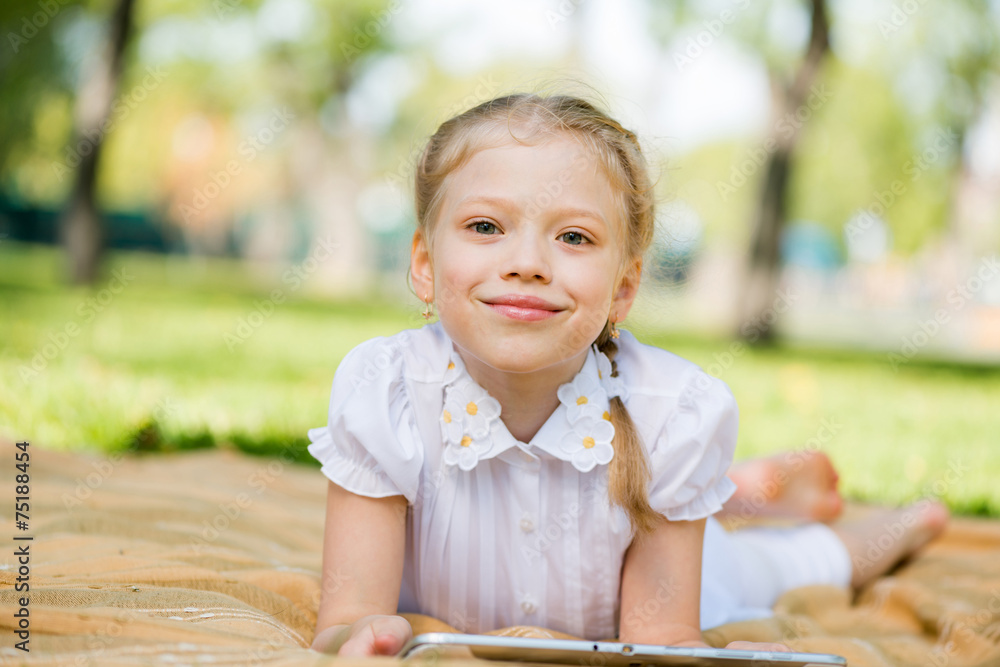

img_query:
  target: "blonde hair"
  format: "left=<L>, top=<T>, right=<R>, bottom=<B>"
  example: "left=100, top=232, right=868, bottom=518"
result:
left=414, top=93, right=661, bottom=534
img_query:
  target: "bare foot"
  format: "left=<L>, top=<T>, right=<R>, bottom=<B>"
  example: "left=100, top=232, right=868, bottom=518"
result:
left=719, top=451, right=843, bottom=526
left=833, top=500, right=950, bottom=588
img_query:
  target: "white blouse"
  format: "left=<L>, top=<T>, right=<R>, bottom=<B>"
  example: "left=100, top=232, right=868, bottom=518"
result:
left=308, top=323, right=738, bottom=640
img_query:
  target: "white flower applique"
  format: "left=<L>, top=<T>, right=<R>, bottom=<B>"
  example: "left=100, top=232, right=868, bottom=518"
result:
left=443, top=352, right=464, bottom=386
left=595, top=348, right=627, bottom=402
left=556, top=372, right=609, bottom=424
left=555, top=354, right=617, bottom=472
left=441, top=379, right=502, bottom=471
left=560, top=412, right=615, bottom=472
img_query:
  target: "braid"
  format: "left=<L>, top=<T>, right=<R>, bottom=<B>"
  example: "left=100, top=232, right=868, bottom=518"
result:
left=596, top=324, right=662, bottom=535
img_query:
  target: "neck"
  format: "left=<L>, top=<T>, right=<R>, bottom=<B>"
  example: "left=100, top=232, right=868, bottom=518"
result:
left=457, top=348, right=588, bottom=444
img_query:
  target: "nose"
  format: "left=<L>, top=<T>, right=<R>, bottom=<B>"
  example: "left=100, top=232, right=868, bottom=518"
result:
left=501, top=227, right=551, bottom=283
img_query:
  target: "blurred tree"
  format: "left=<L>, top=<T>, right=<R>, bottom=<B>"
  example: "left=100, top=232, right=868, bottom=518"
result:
left=739, top=0, right=830, bottom=344
left=60, top=0, right=137, bottom=284
left=652, top=0, right=999, bottom=341
left=649, top=0, right=833, bottom=343
left=792, top=1, right=999, bottom=258
left=879, top=1, right=999, bottom=256
left=0, top=0, right=81, bottom=203
left=1, top=0, right=401, bottom=282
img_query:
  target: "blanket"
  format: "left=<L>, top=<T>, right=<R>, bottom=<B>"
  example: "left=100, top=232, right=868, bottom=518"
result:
left=1, top=441, right=999, bottom=666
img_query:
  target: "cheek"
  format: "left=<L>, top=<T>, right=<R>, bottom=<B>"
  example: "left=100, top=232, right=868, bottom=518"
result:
left=435, top=260, right=476, bottom=307
left=566, top=255, right=618, bottom=303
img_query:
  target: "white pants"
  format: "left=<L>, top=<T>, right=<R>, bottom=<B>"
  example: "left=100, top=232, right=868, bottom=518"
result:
left=700, top=516, right=852, bottom=630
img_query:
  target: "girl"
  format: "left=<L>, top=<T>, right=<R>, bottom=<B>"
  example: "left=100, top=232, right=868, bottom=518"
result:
left=307, top=93, right=947, bottom=656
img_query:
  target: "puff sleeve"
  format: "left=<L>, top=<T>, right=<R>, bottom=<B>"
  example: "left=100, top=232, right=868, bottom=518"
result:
left=646, top=370, right=738, bottom=521
left=306, top=336, right=424, bottom=503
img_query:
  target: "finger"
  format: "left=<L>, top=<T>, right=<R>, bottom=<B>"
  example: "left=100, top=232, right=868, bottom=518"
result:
left=338, top=633, right=376, bottom=658
left=371, top=616, right=412, bottom=655
left=373, top=632, right=408, bottom=655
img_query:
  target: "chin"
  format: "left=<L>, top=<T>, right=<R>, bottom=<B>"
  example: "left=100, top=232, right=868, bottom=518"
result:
left=484, top=343, right=585, bottom=375
left=448, top=338, right=536, bottom=373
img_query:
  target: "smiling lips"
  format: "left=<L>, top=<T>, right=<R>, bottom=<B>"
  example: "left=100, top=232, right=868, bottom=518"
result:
left=483, top=294, right=563, bottom=321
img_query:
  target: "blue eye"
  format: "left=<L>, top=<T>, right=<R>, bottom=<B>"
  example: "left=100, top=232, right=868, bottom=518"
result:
left=560, top=231, right=588, bottom=245
left=471, top=220, right=498, bottom=235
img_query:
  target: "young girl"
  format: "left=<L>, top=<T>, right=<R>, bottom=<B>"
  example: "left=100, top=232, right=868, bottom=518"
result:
left=307, top=93, right=948, bottom=656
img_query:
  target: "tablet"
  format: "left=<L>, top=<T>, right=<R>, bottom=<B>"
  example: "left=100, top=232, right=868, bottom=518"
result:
left=400, top=632, right=847, bottom=667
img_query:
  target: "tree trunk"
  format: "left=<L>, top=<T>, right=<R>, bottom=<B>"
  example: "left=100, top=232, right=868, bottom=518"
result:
left=60, top=0, right=136, bottom=284
left=738, top=0, right=830, bottom=343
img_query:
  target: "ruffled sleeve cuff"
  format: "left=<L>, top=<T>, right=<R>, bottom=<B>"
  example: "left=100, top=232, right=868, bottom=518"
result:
left=658, top=474, right=737, bottom=522
left=647, top=370, right=739, bottom=522
left=307, top=426, right=411, bottom=500
left=307, top=335, right=424, bottom=504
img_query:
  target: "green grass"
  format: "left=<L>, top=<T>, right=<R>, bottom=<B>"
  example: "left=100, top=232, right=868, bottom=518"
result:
left=3, top=241, right=999, bottom=515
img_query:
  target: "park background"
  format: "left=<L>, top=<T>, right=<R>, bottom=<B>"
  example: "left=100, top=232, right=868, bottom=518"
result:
left=1, top=0, right=999, bottom=515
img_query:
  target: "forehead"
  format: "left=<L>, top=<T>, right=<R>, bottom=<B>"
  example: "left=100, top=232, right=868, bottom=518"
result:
left=440, top=133, right=620, bottom=222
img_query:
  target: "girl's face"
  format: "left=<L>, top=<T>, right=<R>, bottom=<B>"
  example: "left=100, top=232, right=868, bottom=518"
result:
left=411, top=133, right=641, bottom=379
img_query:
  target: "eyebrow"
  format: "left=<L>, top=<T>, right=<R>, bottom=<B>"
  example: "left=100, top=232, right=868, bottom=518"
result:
left=455, top=195, right=607, bottom=225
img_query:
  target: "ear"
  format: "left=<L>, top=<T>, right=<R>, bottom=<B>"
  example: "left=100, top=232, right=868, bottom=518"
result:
left=611, top=256, right=642, bottom=321
left=410, top=229, right=434, bottom=302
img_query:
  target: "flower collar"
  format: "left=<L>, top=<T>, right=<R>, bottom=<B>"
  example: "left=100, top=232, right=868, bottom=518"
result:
left=439, top=345, right=622, bottom=472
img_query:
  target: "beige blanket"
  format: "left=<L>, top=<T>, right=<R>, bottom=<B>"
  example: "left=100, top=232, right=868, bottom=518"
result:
left=1, top=442, right=998, bottom=666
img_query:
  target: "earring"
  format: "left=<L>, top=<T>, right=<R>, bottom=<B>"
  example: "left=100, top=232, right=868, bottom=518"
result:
left=422, top=295, right=434, bottom=320
left=609, top=315, right=620, bottom=339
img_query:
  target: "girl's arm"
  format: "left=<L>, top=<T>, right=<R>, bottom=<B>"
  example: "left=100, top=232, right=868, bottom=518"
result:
left=619, top=517, right=707, bottom=647
left=619, top=516, right=790, bottom=652
left=311, top=480, right=411, bottom=656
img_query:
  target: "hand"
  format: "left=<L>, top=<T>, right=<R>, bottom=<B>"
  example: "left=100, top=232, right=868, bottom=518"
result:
left=725, top=640, right=792, bottom=652
left=336, top=614, right=413, bottom=657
